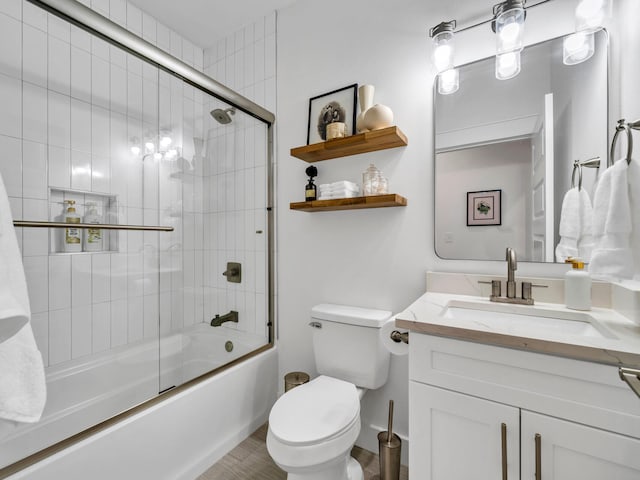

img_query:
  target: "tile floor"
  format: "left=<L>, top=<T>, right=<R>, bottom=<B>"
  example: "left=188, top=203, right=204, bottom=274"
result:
left=197, top=424, right=409, bottom=480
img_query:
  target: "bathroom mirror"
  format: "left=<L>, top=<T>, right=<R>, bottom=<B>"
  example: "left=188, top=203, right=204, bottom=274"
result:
left=434, top=30, right=608, bottom=262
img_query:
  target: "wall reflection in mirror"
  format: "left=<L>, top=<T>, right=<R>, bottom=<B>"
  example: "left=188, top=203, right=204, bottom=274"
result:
left=434, top=30, right=608, bottom=262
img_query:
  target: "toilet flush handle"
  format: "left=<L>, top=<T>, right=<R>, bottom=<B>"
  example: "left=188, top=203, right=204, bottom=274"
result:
left=309, top=321, right=322, bottom=329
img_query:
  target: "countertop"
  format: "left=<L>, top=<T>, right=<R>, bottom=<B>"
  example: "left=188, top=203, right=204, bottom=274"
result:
left=395, top=291, right=640, bottom=369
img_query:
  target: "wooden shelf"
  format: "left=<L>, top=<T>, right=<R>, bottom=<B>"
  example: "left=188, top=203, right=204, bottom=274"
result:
left=290, top=194, right=407, bottom=212
left=290, top=126, right=408, bottom=162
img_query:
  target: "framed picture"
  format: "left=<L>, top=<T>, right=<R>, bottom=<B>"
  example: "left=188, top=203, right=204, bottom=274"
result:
left=467, top=189, right=502, bottom=226
left=307, top=84, right=357, bottom=144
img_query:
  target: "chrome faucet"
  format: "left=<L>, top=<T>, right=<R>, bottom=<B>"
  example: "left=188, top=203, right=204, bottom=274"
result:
left=478, top=247, right=547, bottom=305
left=210, top=310, right=239, bottom=327
left=506, top=247, right=517, bottom=299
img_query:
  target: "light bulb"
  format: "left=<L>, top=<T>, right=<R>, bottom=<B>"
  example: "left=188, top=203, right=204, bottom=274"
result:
left=130, top=146, right=141, bottom=155
left=576, top=0, right=606, bottom=31
left=433, top=44, right=453, bottom=72
left=496, top=51, right=521, bottom=80
left=563, top=31, right=595, bottom=65
left=160, top=136, right=172, bottom=148
left=494, top=5, right=525, bottom=54
left=145, top=142, right=155, bottom=153
left=438, top=68, right=459, bottom=95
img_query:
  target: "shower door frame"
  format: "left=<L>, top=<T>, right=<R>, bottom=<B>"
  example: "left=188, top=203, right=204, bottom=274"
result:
left=1, top=1, right=276, bottom=477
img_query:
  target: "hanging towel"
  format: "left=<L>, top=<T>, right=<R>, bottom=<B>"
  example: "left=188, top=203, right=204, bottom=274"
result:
left=0, top=324, right=46, bottom=423
left=628, top=159, right=640, bottom=278
left=589, top=158, right=634, bottom=280
left=0, top=172, right=46, bottom=423
left=555, top=187, right=594, bottom=262
left=0, top=176, right=30, bottom=344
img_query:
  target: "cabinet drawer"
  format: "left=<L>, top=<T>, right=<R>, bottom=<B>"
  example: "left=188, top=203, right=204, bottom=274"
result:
left=410, top=334, right=640, bottom=438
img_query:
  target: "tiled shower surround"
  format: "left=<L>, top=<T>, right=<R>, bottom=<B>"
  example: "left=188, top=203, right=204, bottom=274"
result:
left=0, top=0, right=275, bottom=376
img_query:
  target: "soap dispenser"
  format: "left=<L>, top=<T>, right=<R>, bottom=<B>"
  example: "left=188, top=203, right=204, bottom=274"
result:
left=564, top=258, right=591, bottom=311
left=305, top=165, right=318, bottom=201
left=63, top=200, right=82, bottom=253
left=83, top=201, right=103, bottom=252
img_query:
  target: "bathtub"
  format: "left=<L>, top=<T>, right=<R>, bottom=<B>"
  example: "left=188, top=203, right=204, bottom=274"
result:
left=2, top=324, right=276, bottom=479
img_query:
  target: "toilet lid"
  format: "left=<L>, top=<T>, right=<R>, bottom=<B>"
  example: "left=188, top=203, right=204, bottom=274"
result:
left=269, top=376, right=360, bottom=445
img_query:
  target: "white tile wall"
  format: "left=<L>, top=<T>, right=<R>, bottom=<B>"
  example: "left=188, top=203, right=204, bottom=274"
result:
left=201, top=15, right=275, bottom=337
left=5, top=0, right=210, bottom=369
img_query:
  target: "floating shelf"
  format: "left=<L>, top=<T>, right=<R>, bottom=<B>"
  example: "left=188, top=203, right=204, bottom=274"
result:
left=290, top=194, right=407, bottom=212
left=291, top=126, right=408, bottom=162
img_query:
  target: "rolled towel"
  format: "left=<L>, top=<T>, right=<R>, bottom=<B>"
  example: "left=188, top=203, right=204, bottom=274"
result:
left=589, top=159, right=634, bottom=280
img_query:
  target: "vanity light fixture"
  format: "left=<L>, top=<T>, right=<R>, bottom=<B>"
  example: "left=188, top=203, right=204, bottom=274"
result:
left=430, top=20, right=459, bottom=95
left=492, top=0, right=526, bottom=80
left=563, top=0, right=607, bottom=65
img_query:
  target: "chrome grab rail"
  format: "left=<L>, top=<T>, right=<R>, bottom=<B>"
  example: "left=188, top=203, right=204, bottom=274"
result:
left=13, top=220, right=173, bottom=232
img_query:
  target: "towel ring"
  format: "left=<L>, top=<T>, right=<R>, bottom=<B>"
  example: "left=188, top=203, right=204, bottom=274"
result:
left=609, top=119, right=634, bottom=167
left=571, top=161, right=583, bottom=190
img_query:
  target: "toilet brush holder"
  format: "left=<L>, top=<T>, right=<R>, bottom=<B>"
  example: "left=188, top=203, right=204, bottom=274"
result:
left=377, top=431, right=401, bottom=480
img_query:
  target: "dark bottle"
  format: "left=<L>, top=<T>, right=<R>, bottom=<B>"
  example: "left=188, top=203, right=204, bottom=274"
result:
left=305, top=166, right=318, bottom=201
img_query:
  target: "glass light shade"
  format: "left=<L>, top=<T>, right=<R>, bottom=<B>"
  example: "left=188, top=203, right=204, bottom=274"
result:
left=432, top=30, right=454, bottom=73
left=130, top=145, right=141, bottom=155
left=160, top=136, right=172, bottom=148
left=563, top=32, right=595, bottom=65
left=575, top=0, right=607, bottom=32
left=495, top=51, right=521, bottom=80
left=495, top=7, right=525, bottom=54
left=438, top=68, right=459, bottom=95
left=153, top=152, right=163, bottom=161
left=144, top=141, right=155, bottom=153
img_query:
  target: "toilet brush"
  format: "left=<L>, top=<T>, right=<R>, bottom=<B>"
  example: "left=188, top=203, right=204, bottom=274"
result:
left=378, top=399, right=401, bottom=480
left=387, top=399, right=394, bottom=445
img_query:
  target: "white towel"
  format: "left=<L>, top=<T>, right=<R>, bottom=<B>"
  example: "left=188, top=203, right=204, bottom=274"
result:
left=317, top=190, right=360, bottom=200
left=555, top=187, right=594, bottom=263
left=0, top=324, right=46, bottom=423
left=628, top=158, right=640, bottom=278
left=318, top=181, right=360, bottom=193
left=0, top=175, right=30, bottom=343
left=589, top=158, right=634, bottom=280
left=0, top=172, right=46, bottom=423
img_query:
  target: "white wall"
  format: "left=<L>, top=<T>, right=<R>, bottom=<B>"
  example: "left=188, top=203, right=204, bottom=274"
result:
left=435, top=139, right=531, bottom=260
left=276, top=0, right=633, bottom=461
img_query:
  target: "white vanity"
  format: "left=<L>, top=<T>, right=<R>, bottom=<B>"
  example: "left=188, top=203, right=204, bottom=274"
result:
left=397, top=273, right=640, bottom=480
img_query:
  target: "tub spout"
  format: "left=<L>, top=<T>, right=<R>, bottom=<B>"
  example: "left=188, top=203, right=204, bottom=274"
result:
left=211, top=310, right=239, bottom=327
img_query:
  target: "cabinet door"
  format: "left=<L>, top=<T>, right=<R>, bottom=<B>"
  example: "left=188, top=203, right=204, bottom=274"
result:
left=410, top=382, right=519, bottom=480
left=521, top=410, right=640, bottom=480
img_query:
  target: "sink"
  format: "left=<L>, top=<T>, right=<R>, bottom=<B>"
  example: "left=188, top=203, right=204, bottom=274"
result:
left=441, top=300, right=617, bottom=340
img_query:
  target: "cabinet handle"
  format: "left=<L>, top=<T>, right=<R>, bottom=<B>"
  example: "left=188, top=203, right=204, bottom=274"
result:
left=501, top=423, right=508, bottom=480
left=535, top=433, right=542, bottom=480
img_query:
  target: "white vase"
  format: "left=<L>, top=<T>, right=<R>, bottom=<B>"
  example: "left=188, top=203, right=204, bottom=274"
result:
left=356, top=84, right=375, bottom=133
left=363, top=104, right=394, bottom=131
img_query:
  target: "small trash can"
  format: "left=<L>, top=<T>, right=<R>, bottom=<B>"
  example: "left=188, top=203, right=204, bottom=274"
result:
left=284, top=371, right=310, bottom=392
left=377, top=431, right=401, bottom=480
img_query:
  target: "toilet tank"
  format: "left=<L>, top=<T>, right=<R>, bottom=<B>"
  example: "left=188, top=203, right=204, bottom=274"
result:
left=310, top=304, right=392, bottom=389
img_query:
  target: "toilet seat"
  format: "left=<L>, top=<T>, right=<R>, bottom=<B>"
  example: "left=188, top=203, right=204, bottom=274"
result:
left=269, top=376, right=360, bottom=446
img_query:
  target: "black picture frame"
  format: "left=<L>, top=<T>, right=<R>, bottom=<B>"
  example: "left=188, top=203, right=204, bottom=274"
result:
left=467, top=189, right=502, bottom=226
left=307, top=84, right=357, bottom=145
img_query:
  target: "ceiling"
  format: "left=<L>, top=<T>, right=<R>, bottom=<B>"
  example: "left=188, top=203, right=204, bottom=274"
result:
left=128, top=0, right=299, bottom=49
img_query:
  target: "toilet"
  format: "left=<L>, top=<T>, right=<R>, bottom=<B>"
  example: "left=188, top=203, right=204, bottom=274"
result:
left=267, top=303, right=392, bottom=480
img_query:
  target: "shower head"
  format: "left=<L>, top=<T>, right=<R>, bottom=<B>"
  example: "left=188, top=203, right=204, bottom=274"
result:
left=210, top=107, right=236, bottom=124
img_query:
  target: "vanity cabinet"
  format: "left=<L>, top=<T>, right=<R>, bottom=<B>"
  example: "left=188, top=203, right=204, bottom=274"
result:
left=409, top=334, right=640, bottom=479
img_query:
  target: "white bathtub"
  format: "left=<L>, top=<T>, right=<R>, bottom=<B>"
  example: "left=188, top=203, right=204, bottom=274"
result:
left=2, top=324, right=276, bottom=478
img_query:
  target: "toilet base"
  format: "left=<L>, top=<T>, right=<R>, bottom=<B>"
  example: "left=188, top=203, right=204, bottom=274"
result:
left=286, top=456, right=363, bottom=480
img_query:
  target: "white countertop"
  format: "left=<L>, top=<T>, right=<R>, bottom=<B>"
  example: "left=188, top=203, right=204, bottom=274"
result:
left=396, top=291, right=640, bottom=368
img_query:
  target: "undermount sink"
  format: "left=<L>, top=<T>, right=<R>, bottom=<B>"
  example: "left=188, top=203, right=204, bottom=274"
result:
left=441, top=300, right=617, bottom=340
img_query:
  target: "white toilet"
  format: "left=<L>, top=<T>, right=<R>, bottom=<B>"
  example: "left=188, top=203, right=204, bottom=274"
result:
left=267, top=303, right=392, bottom=480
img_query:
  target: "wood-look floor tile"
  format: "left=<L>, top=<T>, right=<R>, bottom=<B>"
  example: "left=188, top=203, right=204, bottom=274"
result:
left=197, top=424, right=409, bottom=480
